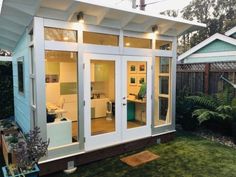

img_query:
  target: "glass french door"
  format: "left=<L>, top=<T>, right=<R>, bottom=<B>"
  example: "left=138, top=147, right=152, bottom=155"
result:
left=84, top=54, right=121, bottom=151
left=121, top=56, right=152, bottom=142
left=84, top=54, right=152, bottom=151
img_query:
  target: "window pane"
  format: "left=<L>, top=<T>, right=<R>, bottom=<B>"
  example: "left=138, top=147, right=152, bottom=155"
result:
left=160, top=77, right=169, bottom=95
left=156, top=40, right=172, bottom=50
left=160, top=57, right=170, bottom=73
left=154, top=57, right=171, bottom=127
left=44, top=27, right=77, bottom=42
left=17, top=58, right=24, bottom=94
left=90, top=60, right=116, bottom=136
left=45, top=50, right=79, bottom=148
left=83, top=31, right=119, bottom=46
left=127, top=61, right=147, bottom=129
left=159, top=97, right=169, bottom=122
left=124, top=36, right=152, bottom=49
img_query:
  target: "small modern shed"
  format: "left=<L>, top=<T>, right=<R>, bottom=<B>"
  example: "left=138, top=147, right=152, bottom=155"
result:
left=0, top=0, right=204, bottom=175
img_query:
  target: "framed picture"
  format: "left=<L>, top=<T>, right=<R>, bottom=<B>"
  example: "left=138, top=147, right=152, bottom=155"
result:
left=129, top=75, right=136, bottom=86
left=129, top=64, right=137, bottom=73
left=138, top=63, right=146, bottom=73
left=138, top=76, right=146, bottom=85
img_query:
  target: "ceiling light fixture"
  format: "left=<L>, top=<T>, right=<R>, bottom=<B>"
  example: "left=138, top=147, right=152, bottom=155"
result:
left=152, top=25, right=159, bottom=35
left=77, top=12, right=84, bottom=24
left=125, top=42, right=130, bottom=47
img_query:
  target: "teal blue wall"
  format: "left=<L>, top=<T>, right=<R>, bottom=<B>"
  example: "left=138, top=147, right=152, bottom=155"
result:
left=196, top=40, right=236, bottom=53
left=12, top=31, right=31, bottom=133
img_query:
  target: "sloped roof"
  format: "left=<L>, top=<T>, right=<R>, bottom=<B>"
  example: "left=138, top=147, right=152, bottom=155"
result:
left=0, top=0, right=205, bottom=51
left=225, top=27, right=236, bottom=37
left=178, top=33, right=236, bottom=61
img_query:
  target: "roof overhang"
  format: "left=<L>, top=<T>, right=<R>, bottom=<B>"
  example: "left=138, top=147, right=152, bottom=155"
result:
left=0, top=0, right=206, bottom=52
left=178, top=33, right=236, bottom=61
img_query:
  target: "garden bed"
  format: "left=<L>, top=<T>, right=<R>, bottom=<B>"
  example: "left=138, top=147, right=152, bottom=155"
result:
left=194, top=129, right=236, bottom=149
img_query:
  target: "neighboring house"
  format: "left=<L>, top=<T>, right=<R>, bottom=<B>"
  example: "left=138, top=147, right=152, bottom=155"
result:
left=0, top=0, right=204, bottom=175
left=0, top=56, right=12, bottom=62
left=178, top=27, right=236, bottom=63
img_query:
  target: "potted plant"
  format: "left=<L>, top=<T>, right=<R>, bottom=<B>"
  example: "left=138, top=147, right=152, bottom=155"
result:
left=0, top=119, right=19, bottom=146
left=2, top=127, right=49, bottom=177
left=2, top=131, right=25, bottom=165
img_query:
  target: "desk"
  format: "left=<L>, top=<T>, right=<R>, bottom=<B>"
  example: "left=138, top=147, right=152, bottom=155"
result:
left=127, top=98, right=146, bottom=104
left=47, top=118, right=72, bottom=148
left=127, top=98, right=146, bottom=123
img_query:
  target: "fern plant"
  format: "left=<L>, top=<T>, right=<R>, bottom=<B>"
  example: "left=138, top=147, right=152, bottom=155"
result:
left=187, top=87, right=236, bottom=125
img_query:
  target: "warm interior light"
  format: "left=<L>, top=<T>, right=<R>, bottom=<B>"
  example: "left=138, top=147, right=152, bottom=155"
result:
left=125, top=42, right=130, bottom=46
left=152, top=25, right=159, bottom=35
left=77, top=12, right=84, bottom=24
left=63, top=36, right=69, bottom=41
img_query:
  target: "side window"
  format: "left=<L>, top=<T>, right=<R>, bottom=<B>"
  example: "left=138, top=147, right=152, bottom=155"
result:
left=17, top=57, right=24, bottom=94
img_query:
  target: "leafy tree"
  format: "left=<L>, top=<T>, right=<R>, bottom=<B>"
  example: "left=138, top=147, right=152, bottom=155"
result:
left=161, top=0, right=236, bottom=53
left=0, top=49, right=11, bottom=56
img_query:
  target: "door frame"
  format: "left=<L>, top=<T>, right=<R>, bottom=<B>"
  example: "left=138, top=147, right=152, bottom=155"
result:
left=83, top=53, right=122, bottom=151
left=121, top=56, right=152, bottom=142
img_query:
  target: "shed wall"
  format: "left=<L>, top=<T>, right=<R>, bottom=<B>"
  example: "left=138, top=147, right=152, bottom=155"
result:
left=12, top=31, right=31, bottom=133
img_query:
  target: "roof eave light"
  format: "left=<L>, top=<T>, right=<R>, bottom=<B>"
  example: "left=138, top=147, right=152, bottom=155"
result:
left=152, top=25, right=159, bottom=35
left=77, top=12, right=84, bottom=24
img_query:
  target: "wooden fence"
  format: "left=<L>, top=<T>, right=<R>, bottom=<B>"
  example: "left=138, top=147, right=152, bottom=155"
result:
left=177, top=61, right=236, bottom=95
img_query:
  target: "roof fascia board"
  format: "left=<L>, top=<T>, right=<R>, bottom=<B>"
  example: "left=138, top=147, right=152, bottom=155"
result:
left=225, top=27, right=236, bottom=36
left=178, top=33, right=236, bottom=61
left=76, top=0, right=206, bottom=28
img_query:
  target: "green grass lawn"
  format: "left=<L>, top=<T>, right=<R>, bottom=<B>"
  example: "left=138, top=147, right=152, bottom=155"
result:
left=1, top=131, right=236, bottom=177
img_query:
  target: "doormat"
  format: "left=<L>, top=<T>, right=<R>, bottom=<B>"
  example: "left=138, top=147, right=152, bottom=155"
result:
left=120, top=150, right=160, bottom=167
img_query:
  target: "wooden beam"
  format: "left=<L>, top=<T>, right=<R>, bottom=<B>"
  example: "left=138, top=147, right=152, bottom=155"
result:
left=96, top=8, right=110, bottom=25
left=120, top=13, right=136, bottom=28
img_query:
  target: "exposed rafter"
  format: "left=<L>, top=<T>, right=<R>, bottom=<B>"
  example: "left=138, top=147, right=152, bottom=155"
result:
left=96, top=8, right=110, bottom=25
left=120, top=13, right=136, bottom=28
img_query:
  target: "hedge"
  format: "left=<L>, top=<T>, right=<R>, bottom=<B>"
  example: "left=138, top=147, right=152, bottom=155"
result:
left=0, top=61, right=14, bottom=119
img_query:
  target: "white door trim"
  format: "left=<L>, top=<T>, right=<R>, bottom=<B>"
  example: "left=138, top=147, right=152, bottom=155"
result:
left=121, top=55, right=152, bottom=142
left=83, top=53, right=122, bottom=151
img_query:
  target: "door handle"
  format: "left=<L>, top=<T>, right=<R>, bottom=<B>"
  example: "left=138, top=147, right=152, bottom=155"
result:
left=123, top=103, right=126, bottom=106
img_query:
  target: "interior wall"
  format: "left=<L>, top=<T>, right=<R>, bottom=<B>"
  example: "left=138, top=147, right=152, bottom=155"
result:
left=45, top=61, right=78, bottom=121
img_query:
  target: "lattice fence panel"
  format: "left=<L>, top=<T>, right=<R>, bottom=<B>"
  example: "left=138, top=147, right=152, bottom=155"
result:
left=177, top=63, right=205, bottom=72
left=210, top=62, right=236, bottom=72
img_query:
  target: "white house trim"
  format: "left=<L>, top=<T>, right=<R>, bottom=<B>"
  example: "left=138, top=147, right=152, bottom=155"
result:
left=178, top=33, right=236, bottom=61
left=0, top=56, right=12, bottom=61
left=225, top=26, right=236, bottom=37
left=189, top=51, right=236, bottom=58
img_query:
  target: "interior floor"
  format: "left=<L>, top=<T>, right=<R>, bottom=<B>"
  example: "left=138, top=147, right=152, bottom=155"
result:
left=72, top=117, right=147, bottom=137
